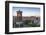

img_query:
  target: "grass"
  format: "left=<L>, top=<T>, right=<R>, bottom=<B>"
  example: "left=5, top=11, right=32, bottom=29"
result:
left=24, top=20, right=40, bottom=27
left=13, top=20, right=40, bottom=28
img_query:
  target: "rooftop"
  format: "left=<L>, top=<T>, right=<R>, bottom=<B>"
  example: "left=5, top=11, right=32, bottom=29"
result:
left=16, top=9, right=22, bottom=13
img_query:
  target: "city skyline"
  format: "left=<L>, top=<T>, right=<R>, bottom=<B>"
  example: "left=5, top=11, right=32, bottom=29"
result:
left=12, top=7, right=40, bottom=17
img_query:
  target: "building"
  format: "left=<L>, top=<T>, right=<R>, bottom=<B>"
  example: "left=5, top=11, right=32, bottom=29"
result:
left=16, top=10, right=22, bottom=22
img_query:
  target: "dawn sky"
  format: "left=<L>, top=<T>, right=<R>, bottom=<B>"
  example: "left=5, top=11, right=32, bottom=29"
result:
left=12, top=7, right=40, bottom=17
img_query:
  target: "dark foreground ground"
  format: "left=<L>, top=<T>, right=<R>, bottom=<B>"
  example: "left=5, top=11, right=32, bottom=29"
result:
left=13, top=20, right=40, bottom=28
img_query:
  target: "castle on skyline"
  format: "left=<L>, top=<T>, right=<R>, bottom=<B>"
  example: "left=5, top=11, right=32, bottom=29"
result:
left=16, top=9, right=22, bottom=21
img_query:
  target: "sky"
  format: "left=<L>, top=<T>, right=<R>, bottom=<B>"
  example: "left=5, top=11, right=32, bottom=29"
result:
left=12, top=7, right=40, bottom=17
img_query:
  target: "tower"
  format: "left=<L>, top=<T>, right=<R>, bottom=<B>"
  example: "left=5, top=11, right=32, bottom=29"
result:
left=16, top=9, right=22, bottom=21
